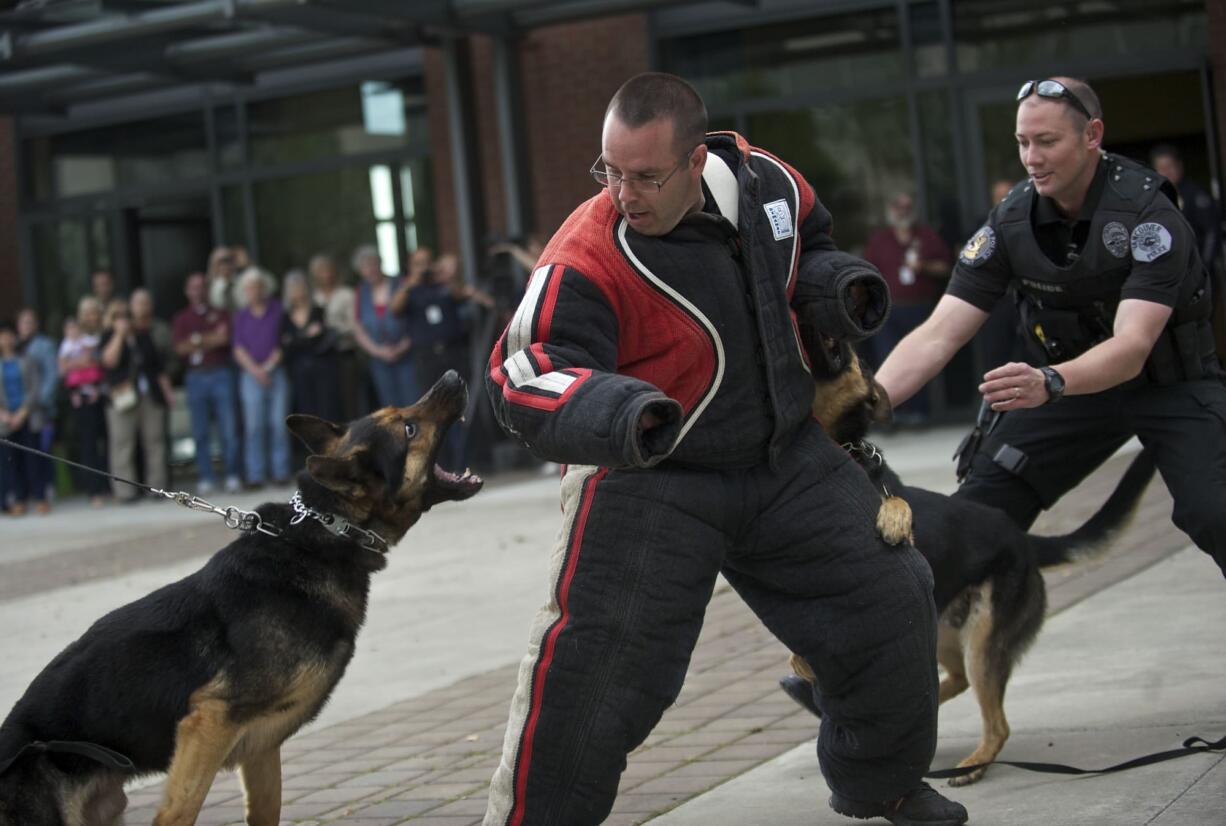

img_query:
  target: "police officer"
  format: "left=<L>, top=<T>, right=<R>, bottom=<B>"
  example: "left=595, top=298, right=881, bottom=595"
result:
left=876, top=76, right=1226, bottom=576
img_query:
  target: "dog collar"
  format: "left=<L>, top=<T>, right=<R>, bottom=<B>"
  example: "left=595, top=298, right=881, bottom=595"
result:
left=288, top=491, right=390, bottom=555
left=842, top=439, right=884, bottom=467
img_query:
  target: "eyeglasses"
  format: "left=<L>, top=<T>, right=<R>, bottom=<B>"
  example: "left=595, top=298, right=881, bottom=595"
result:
left=1016, top=79, right=1093, bottom=121
left=590, top=150, right=694, bottom=193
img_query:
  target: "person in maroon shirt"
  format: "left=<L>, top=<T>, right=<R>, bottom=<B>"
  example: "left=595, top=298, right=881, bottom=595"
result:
left=863, top=192, right=952, bottom=423
left=172, top=271, right=241, bottom=494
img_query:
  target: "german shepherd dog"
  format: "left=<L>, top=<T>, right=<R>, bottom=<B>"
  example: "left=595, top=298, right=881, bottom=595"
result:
left=0, top=371, right=483, bottom=826
left=787, top=346, right=1155, bottom=785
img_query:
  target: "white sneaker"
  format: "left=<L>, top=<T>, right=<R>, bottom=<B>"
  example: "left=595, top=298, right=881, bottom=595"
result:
left=224, top=476, right=242, bottom=494
left=197, top=479, right=216, bottom=496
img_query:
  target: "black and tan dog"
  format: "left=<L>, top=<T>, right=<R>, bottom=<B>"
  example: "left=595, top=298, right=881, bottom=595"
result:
left=0, top=371, right=483, bottom=826
left=788, top=348, right=1155, bottom=785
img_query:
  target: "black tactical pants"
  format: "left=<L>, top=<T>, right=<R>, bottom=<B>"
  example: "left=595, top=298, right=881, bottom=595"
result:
left=484, top=420, right=938, bottom=826
left=956, top=377, right=1226, bottom=576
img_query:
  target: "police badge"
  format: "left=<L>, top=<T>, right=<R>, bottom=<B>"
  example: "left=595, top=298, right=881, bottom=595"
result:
left=1102, top=221, right=1129, bottom=258
left=1130, top=222, right=1172, bottom=263
left=960, top=225, right=996, bottom=267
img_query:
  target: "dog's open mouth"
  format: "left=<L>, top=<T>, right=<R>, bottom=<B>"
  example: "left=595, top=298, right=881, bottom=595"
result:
left=430, top=463, right=483, bottom=500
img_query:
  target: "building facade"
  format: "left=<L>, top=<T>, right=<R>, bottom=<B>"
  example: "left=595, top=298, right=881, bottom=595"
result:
left=2, top=0, right=1223, bottom=415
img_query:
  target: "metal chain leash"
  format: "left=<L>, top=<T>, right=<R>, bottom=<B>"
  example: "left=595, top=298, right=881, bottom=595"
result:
left=152, top=487, right=282, bottom=539
left=0, top=434, right=282, bottom=539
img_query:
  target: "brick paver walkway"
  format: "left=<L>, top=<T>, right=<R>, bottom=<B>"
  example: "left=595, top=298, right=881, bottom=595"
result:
left=123, top=452, right=1183, bottom=825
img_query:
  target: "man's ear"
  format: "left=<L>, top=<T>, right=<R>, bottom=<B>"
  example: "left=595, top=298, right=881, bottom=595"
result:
left=287, top=414, right=345, bottom=455
left=306, top=451, right=368, bottom=498
left=1086, top=117, right=1104, bottom=151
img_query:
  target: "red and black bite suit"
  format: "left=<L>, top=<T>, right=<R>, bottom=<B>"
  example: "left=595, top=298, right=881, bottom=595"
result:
left=484, top=132, right=939, bottom=825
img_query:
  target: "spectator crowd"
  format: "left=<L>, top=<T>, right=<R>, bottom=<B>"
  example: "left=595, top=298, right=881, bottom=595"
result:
left=0, top=243, right=505, bottom=515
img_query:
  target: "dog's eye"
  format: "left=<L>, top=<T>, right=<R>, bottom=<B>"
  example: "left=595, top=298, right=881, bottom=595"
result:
left=405, top=422, right=418, bottom=440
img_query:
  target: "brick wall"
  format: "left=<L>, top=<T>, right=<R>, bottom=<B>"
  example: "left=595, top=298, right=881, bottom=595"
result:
left=424, top=46, right=459, bottom=258
left=517, top=14, right=650, bottom=238
left=424, top=13, right=650, bottom=259
left=0, top=118, right=22, bottom=308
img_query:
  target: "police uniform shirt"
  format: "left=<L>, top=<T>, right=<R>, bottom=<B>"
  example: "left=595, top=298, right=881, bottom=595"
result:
left=946, top=156, right=1200, bottom=316
left=1032, top=164, right=1107, bottom=267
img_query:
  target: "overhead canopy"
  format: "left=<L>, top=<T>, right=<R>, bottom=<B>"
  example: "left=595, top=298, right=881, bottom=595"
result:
left=0, top=0, right=721, bottom=122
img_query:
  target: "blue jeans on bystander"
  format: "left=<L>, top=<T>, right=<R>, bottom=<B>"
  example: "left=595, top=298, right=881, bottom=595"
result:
left=185, top=366, right=241, bottom=485
left=239, top=366, right=291, bottom=484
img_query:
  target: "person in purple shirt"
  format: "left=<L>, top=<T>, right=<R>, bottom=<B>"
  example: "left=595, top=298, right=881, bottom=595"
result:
left=232, top=267, right=290, bottom=487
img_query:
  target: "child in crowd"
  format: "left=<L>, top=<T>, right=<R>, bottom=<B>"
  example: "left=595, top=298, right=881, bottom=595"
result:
left=59, top=317, right=105, bottom=409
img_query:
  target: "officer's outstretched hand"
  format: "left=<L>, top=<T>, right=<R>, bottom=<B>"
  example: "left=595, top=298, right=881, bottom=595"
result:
left=980, top=362, right=1047, bottom=411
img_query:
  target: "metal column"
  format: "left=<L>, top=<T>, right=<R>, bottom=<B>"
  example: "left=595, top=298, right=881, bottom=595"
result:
left=442, top=35, right=481, bottom=286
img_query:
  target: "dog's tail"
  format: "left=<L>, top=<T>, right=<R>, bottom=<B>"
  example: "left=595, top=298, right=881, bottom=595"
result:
left=1029, top=447, right=1156, bottom=569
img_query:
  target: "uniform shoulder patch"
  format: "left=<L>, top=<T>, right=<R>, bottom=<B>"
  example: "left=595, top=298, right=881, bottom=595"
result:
left=1102, top=221, right=1129, bottom=258
left=1130, top=222, right=1172, bottom=263
left=959, top=225, right=996, bottom=267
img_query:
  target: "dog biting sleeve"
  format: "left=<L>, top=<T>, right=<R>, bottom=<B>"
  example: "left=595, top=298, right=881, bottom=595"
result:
left=487, top=262, right=683, bottom=469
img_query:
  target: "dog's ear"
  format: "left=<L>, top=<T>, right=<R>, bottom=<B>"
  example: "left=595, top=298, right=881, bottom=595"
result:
left=288, top=414, right=345, bottom=455
left=306, top=451, right=369, bottom=499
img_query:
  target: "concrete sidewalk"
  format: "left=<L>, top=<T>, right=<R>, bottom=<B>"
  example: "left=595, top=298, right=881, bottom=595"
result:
left=3, top=426, right=1213, bottom=825
left=653, top=546, right=1226, bottom=826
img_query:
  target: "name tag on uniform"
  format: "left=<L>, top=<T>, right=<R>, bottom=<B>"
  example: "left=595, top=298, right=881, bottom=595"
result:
left=763, top=199, right=794, bottom=241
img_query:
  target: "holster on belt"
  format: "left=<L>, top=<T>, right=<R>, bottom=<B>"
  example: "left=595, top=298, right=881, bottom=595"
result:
left=953, top=399, right=1002, bottom=483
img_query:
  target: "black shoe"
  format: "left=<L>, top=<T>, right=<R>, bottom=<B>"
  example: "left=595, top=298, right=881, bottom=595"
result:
left=779, top=674, right=822, bottom=718
left=830, top=783, right=968, bottom=826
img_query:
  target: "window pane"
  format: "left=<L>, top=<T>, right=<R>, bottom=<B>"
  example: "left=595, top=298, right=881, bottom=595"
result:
left=251, top=167, right=382, bottom=280
left=915, top=91, right=961, bottom=241
left=221, top=185, right=250, bottom=250
left=25, top=112, right=208, bottom=200
left=30, top=219, right=90, bottom=335
left=399, top=165, right=416, bottom=221
left=247, top=78, right=428, bottom=167
left=215, top=103, right=244, bottom=168
left=910, top=1, right=947, bottom=78
left=369, top=165, right=395, bottom=221
left=376, top=222, right=400, bottom=275
left=745, top=97, right=914, bottom=254
left=660, top=8, right=903, bottom=110
left=401, top=157, right=436, bottom=254
left=954, top=0, right=1206, bottom=73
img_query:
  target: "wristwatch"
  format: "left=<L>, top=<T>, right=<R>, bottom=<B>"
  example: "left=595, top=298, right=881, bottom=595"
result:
left=1039, top=366, right=1065, bottom=404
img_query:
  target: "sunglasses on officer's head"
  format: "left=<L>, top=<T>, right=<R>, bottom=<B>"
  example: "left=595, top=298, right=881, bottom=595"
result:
left=1016, top=79, right=1093, bottom=121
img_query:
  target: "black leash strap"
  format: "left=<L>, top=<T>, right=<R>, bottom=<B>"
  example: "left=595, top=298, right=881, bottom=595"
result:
left=0, top=740, right=135, bottom=776
left=0, top=435, right=283, bottom=538
left=925, top=732, right=1226, bottom=780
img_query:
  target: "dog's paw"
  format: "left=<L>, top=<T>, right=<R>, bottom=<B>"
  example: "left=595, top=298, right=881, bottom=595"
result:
left=876, top=496, right=914, bottom=545
left=948, top=763, right=987, bottom=787
left=788, top=652, right=816, bottom=682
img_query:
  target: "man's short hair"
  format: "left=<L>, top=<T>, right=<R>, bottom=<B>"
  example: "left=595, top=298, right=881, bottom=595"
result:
left=606, top=72, right=708, bottom=155
left=1049, top=76, right=1102, bottom=122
